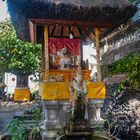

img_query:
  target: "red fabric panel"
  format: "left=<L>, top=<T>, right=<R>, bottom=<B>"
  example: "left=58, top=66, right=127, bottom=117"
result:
left=49, top=38, right=81, bottom=55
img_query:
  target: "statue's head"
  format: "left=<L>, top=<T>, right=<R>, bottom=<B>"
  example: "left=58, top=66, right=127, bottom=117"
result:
left=75, top=68, right=83, bottom=85
left=61, top=47, right=67, bottom=55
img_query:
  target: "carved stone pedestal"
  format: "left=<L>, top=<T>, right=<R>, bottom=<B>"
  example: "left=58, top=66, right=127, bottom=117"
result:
left=40, top=100, right=70, bottom=140
left=40, top=99, right=104, bottom=140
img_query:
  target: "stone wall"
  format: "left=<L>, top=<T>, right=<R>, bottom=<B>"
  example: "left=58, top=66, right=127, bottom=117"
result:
left=101, top=17, right=140, bottom=65
left=101, top=40, right=140, bottom=65
left=101, top=83, right=140, bottom=140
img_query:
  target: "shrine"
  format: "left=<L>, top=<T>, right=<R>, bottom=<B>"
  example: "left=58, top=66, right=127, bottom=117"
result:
left=7, top=0, right=137, bottom=139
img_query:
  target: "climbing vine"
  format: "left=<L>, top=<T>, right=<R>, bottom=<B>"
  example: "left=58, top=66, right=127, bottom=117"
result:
left=108, top=51, right=140, bottom=89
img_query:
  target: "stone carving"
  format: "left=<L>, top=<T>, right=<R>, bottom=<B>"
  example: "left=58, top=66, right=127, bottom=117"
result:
left=58, top=47, right=71, bottom=69
left=68, top=69, right=90, bottom=132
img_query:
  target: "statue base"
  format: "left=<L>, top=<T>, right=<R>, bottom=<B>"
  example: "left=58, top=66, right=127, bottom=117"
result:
left=69, top=124, right=91, bottom=132
left=60, top=128, right=92, bottom=140
left=41, top=99, right=104, bottom=139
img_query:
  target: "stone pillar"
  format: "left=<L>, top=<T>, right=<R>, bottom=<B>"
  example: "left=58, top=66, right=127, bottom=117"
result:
left=42, top=26, right=49, bottom=81
left=40, top=100, right=70, bottom=140
left=88, top=99, right=104, bottom=128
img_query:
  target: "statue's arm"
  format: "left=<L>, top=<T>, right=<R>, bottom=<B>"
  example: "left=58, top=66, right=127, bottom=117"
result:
left=82, top=80, right=87, bottom=94
left=73, top=81, right=87, bottom=94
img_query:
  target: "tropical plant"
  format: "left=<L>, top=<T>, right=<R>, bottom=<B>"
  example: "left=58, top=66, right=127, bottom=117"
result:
left=108, top=52, right=140, bottom=89
left=27, top=107, right=42, bottom=140
left=0, top=20, right=41, bottom=75
left=7, top=118, right=29, bottom=140
left=7, top=107, right=42, bottom=140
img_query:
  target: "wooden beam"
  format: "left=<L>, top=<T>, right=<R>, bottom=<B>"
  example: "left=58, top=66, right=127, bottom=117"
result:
left=41, top=43, right=46, bottom=81
left=29, top=20, right=36, bottom=44
left=29, top=18, right=116, bottom=28
left=51, top=26, right=56, bottom=37
left=82, top=26, right=94, bottom=40
left=77, top=26, right=83, bottom=36
left=72, top=27, right=81, bottom=37
left=68, top=26, right=72, bottom=34
left=61, top=26, right=64, bottom=37
left=44, top=26, right=49, bottom=82
left=88, top=32, right=95, bottom=41
left=95, top=28, right=102, bottom=82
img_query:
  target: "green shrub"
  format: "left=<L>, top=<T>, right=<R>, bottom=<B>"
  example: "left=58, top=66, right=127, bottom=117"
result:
left=7, top=118, right=29, bottom=140
left=108, top=52, right=140, bottom=89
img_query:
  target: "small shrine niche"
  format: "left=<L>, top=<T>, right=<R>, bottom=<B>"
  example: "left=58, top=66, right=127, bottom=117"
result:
left=46, top=37, right=90, bottom=82
left=16, top=74, right=28, bottom=87
left=49, top=38, right=81, bottom=70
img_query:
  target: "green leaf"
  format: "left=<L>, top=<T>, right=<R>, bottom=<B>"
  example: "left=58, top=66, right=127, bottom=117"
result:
left=0, top=20, right=41, bottom=75
left=107, top=51, right=140, bottom=89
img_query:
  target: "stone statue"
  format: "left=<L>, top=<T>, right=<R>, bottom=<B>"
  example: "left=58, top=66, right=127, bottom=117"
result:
left=58, top=47, right=71, bottom=69
left=69, top=69, right=88, bottom=125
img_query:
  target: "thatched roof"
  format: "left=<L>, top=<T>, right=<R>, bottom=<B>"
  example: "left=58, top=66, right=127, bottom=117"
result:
left=7, top=0, right=137, bottom=42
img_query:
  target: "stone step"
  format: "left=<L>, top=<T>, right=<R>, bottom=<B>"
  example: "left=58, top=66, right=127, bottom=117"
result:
left=0, top=110, right=15, bottom=133
left=0, top=101, right=38, bottom=134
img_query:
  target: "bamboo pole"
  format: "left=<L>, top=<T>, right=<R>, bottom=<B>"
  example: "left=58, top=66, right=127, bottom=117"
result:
left=95, top=28, right=101, bottom=82
left=44, top=26, right=49, bottom=81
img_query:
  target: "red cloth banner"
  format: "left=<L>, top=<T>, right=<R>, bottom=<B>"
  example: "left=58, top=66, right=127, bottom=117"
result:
left=49, top=38, right=81, bottom=56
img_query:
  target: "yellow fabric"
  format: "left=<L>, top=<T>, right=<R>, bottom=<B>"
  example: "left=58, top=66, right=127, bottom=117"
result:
left=40, top=82, right=106, bottom=100
left=86, top=82, right=106, bottom=99
left=40, top=82, right=70, bottom=100
left=14, top=88, right=30, bottom=101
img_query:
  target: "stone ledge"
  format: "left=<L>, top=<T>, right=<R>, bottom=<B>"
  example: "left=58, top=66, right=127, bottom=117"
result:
left=43, top=100, right=69, bottom=106
left=45, top=120, right=61, bottom=129
left=41, top=131, right=57, bottom=140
